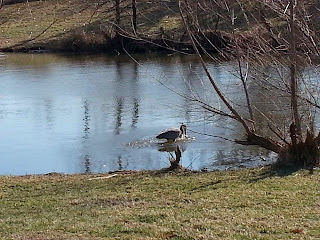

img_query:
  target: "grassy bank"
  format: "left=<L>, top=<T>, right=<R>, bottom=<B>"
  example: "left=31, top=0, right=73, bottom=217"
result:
left=0, top=0, right=245, bottom=53
left=0, top=0, right=184, bottom=52
left=0, top=167, right=319, bottom=239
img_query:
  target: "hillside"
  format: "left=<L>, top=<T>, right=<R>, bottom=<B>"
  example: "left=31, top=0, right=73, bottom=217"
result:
left=0, top=0, right=263, bottom=53
left=0, top=0, right=185, bottom=52
left=0, top=0, right=319, bottom=54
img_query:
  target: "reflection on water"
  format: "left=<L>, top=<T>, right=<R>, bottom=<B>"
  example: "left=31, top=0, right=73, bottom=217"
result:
left=157, top=141, right=188, bottom=153
left=82, top=99, right=91, bottom=173
left=0, top=53, right=278, bottom=175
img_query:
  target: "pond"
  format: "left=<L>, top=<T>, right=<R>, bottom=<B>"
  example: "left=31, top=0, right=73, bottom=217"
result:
left=0, top=53, right=276, bottom=175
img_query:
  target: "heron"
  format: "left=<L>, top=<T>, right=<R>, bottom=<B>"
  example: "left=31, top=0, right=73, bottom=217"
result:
left=156, top=124, right=187, bottom=142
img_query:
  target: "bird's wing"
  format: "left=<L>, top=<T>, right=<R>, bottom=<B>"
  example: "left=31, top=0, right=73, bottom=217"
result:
left=156, top=128, right=180, bottom=139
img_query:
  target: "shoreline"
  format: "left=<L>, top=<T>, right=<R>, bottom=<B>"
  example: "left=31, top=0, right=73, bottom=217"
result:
left=0, top=31, right=230, bottom=55
left=0, top=163, right=314, bottom=178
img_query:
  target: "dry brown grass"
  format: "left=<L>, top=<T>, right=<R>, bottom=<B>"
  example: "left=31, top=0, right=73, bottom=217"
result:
left=0, top=0, right=183, bottom=51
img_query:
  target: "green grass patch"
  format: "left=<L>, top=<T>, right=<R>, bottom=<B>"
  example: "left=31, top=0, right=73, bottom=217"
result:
left=0, top=168, right=319, bottom=239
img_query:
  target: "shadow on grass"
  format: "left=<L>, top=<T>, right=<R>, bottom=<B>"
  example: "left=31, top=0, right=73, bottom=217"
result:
left=250, top=164, right=307, bottom=183
left=189, top=179, right=223, bottom=192
left=152, top=166, right=192, bottom=175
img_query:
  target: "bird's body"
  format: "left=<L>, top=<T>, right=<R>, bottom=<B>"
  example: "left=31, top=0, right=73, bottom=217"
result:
left=156, top=124, right=187, bottom=142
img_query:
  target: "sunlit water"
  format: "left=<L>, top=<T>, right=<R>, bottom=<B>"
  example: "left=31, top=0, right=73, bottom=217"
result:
left=0, top=53, right=276, bottom=175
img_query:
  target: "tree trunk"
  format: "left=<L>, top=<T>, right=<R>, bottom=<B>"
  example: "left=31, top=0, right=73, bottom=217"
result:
left=235, top=132, right=282, bottom=154
left=115, top=0, right=120, bottom=33
left=289, top=0, right=302, bottom=142
left=132, top=0, right=137, bottom=33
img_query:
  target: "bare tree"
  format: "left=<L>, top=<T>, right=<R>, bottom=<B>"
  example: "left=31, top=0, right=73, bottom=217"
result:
left=178, top=0, right=320, bottom=170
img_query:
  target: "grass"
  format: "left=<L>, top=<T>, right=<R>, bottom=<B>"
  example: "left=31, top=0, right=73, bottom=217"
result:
left=0, top=0, right=287, bottom=53
left=0, top=0, right=106, bottom=49
left=1, top=0, right=319, bottom=53
left=0, top=0, right=182, bottom=51
left=0, top=167, right=319, bottom=239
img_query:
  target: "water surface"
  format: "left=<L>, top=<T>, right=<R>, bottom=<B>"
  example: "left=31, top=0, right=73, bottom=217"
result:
left=0, top=53, right=276, bottom=175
